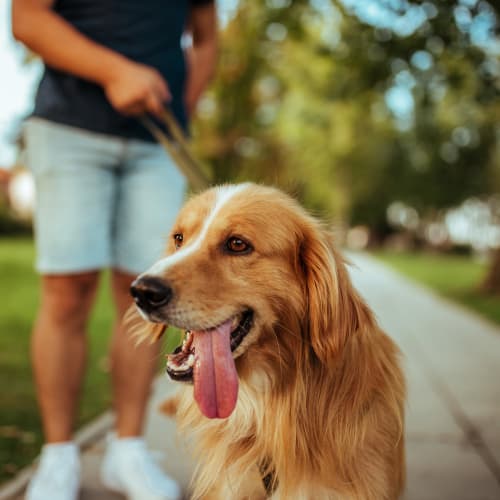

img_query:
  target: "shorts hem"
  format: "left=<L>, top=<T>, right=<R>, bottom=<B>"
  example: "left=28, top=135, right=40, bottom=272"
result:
left=35, top=260, right=110, bottom=275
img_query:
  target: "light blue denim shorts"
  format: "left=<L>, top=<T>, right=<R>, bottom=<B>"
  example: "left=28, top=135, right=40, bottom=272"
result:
left=24, top=118, right=186, bottom=275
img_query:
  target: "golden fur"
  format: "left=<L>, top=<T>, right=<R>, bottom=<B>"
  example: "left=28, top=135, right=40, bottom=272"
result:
left=128, top=184, right=406, bottom=499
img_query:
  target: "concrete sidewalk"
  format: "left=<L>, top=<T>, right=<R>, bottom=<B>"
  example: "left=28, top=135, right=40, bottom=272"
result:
left=349, top=253, right=500, bottom=500
left=7, top=252, right=500, bottom=499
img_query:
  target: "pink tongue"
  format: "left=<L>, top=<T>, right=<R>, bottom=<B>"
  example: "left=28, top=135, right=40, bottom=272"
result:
left=192, top=319, right=239, bottom=419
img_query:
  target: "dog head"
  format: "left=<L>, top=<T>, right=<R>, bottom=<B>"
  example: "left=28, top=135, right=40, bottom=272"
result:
left=129, top=183, right=371, bottom=418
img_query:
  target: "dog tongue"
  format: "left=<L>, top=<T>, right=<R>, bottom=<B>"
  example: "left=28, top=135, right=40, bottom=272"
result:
left=192, top=319, right=238, bottom=419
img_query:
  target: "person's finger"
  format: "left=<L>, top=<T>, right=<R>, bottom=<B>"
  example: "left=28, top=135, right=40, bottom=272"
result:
left=114, top=88, right=148, bottom=115
left=155, top=75, right=171, bottom=102
left=146, top=93, right=164, bottom=118
left=121, top=102, right=146, bottom=116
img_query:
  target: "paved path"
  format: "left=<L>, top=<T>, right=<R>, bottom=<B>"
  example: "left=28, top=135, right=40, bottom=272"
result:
left=8, top=253, right=500, bottom=499
left=349, top=253, right=500, bottom=500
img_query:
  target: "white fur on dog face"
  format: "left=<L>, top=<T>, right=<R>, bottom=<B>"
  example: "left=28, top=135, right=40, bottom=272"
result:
left=143, top=184, right=250, bottom=278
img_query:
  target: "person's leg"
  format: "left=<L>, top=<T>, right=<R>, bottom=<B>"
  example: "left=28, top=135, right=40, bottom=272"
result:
left=32, top=272, right=99, bottom=442
left=109, top=268, right=161, bottom=437
left=24, top=120, right=119, bottom=438
left=99, top=141, right=185, bottom=500
left=23, top=119, right=121, bottom=500
left=110, top=140, right=186, bottom=436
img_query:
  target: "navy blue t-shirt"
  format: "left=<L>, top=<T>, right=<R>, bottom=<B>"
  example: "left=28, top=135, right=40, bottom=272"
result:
left=33, top=0, right=212, bottom=141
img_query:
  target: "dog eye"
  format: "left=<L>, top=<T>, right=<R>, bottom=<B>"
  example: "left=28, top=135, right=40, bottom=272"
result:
left=173, top=233, right=183, bottom=249
left=225, top=237, right=252, bottom=254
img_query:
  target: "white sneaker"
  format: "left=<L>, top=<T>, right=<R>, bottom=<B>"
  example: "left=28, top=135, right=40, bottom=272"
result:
left=100, top=435, right=181, bottom=500
left=25, top=442, right=80, bottom=500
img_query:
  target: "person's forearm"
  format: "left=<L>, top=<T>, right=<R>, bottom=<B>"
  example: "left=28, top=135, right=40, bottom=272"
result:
left=12, top=0, right=128, bottom=87
left=184, top=3, right=218, bottom=115
left=185, top=40, right=218, bottom=114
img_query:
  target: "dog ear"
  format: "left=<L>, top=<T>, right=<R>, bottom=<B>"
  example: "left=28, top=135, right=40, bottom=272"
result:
left=300, top=225, right=371, bottom=363
left=123, top=304, right=167, bottom=345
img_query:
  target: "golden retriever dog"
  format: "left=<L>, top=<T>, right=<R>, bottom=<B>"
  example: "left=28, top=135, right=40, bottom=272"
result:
left=128, top=183, right=406, bottom=499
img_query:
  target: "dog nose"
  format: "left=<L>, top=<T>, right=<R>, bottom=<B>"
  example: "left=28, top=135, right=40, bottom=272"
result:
left=130, top=276, right=172, bottom=309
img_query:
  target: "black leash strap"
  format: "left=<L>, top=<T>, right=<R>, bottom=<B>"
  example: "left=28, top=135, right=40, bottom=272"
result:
left=140, top=107, right=211, bottom=191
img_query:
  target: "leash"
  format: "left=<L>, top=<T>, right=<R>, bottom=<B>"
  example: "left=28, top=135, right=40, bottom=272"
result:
left=142, top=107, right=277, bottom=496
left=139, top=106, right=211, bottom=191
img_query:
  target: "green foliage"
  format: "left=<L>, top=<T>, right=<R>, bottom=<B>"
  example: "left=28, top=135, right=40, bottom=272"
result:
left=192, top=0, right=500, bottom=228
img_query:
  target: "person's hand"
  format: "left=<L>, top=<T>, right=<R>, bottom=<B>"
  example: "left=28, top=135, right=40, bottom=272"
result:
left=103, top=60, right=170, bottom=118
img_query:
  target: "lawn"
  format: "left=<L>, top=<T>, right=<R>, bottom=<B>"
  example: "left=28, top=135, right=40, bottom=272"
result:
left=373, top=251, right=500, bottom=327
left=0, top=237, right=181, bottom=484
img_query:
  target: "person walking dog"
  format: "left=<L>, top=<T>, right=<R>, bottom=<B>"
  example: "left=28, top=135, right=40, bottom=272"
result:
left=12, top=1, right=217, bottom=499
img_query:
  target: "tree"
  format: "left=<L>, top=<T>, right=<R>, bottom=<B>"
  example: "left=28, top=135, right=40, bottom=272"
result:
left=192, top=0, right=500, bottom=287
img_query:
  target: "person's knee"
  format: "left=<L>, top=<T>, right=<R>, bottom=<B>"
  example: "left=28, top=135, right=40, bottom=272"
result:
left=40, top=272, right=100, bottom=330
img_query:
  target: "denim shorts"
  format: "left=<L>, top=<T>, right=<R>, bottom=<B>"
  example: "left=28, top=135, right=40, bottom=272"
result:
left=24, top=118, right=186, bottom=275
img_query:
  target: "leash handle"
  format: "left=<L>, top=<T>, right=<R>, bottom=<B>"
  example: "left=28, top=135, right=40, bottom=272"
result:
left=139, top=107, right=211, bottom=191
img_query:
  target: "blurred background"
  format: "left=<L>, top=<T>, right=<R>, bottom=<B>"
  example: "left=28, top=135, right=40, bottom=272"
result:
left=0, top=0, right=499, bottom=488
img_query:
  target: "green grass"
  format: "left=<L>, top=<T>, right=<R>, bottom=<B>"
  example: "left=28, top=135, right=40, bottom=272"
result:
left=0, top=237, right=181, bottom=483
left=373, top=251, right=500, bottom=327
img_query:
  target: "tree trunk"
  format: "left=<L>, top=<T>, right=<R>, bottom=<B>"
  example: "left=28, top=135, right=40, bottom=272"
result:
left=481, top=248, right=500, bottom=295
